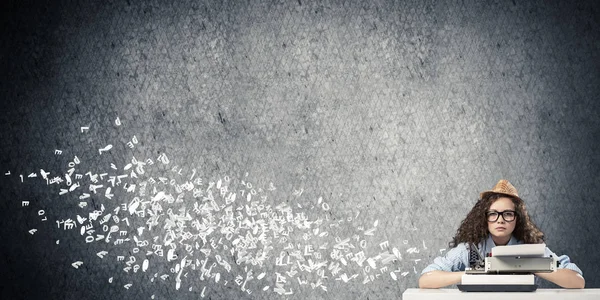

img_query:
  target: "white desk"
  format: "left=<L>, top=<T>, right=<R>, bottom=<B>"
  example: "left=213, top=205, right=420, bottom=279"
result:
left=402, top=288, right=600, bottom=300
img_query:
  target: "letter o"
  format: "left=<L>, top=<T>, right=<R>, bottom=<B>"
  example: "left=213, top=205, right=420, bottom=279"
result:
left=360, top=240, right=367, bottom=248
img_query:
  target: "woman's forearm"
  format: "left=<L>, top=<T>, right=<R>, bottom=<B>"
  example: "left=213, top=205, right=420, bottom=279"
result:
left=419, top=270, right=464, bottom=288
left=535, top=269, right=585, bottom=289
left=419, top=269, right=585, bottom=289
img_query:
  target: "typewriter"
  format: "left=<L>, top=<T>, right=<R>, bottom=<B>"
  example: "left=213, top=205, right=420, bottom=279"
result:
left=458, top=243, right=557, bottom=292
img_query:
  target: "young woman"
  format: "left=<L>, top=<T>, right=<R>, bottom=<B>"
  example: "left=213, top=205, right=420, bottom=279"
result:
left=418, top=180, right=585, bottom=289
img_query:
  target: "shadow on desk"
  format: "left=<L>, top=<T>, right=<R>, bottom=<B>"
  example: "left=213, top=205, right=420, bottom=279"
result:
left=402, top=288, right=600, bottom=300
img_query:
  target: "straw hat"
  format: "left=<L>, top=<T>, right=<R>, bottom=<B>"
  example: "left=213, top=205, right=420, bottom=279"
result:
left=480, top=179, right=521, bottom=200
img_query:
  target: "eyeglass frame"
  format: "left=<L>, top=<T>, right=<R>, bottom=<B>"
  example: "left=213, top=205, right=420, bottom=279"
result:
left=486, top=210, right=517, bottom=222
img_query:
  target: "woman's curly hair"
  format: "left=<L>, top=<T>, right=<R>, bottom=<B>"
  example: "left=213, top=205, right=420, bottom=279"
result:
left=449, top=193, right=545, bottom=248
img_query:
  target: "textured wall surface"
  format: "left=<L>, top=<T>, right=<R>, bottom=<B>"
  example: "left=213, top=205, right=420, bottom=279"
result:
left=1, top=0, right=599, bottom=299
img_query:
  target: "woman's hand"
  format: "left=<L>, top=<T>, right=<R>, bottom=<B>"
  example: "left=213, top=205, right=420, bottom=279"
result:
left=418, top=270, right=465, bottom=289
left=535, top=269, right=585, bottom=289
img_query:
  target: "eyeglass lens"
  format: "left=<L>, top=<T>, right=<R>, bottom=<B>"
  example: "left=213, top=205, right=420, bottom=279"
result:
left=487, top=211, right=515, bottom=222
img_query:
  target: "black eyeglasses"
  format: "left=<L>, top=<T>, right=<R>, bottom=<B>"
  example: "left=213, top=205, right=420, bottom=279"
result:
left=486, top=210, right=516, bottom=222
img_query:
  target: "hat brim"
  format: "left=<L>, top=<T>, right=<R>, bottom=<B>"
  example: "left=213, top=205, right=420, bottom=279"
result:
left=480, top=191, right=521, bottom=201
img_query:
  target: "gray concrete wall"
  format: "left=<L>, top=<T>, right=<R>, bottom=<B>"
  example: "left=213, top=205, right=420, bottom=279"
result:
left=1, top=0, right=599, bottom=299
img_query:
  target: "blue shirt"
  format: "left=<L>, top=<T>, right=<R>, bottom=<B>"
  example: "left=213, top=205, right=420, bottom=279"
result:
left=421, top=235, right=583, bottom=276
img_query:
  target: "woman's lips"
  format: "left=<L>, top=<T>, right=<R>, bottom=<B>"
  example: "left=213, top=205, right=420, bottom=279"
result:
left=496, top=227, right=506, bottom=231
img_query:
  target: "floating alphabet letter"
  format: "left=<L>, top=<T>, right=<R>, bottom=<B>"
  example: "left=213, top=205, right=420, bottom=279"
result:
left=99, top=145, right=113, bottom=155
left=97, top=251, right=108, bottom=259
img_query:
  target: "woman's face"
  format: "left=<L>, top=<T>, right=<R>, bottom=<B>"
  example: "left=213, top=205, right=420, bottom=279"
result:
left=487, top=196, right=517, bottom=241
